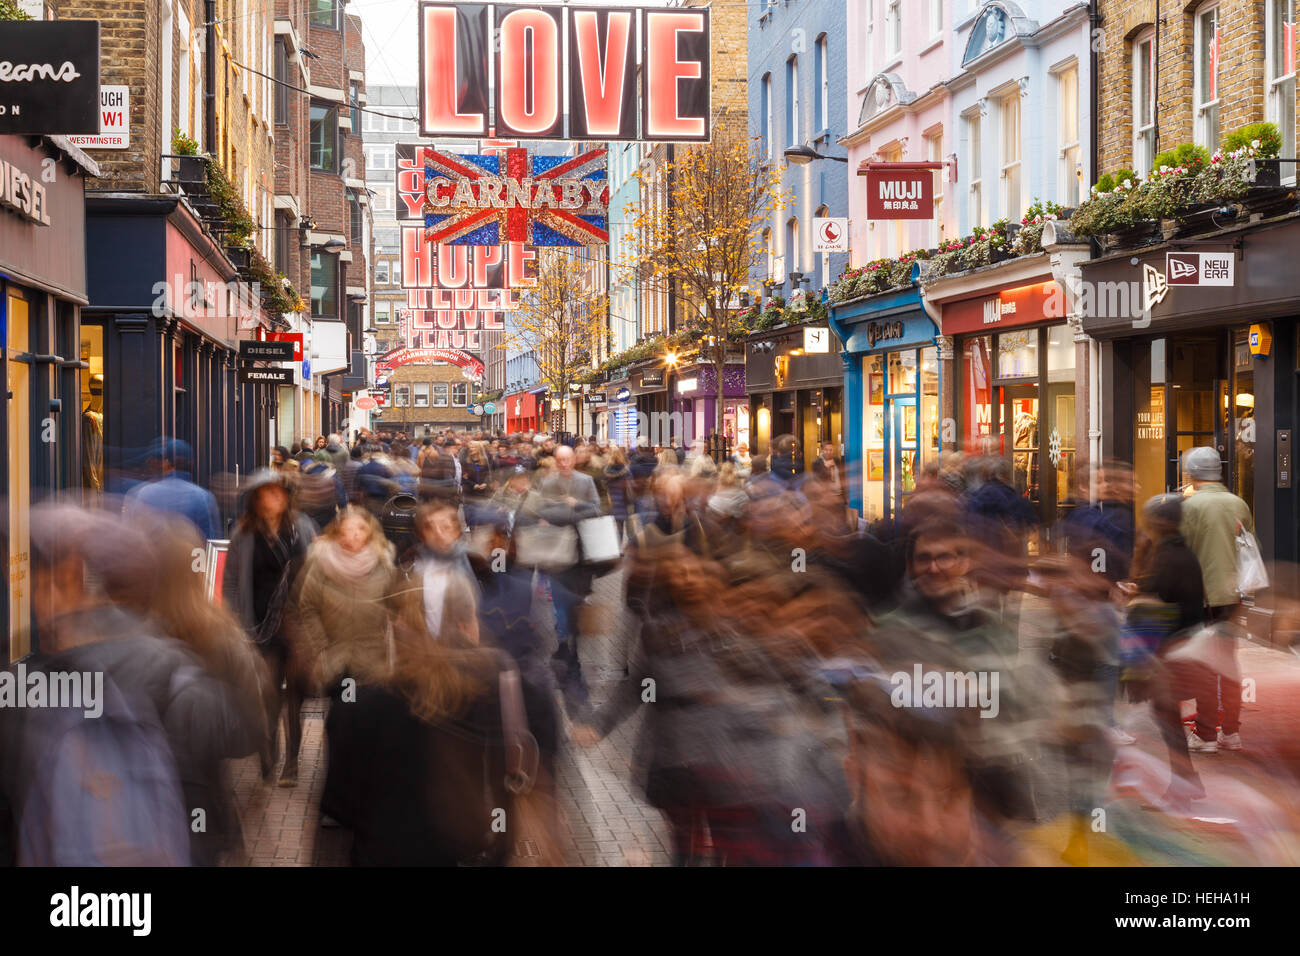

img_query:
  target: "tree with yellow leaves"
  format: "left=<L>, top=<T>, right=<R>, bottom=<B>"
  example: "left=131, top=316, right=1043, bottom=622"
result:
left=506, top=247, right=608, bottom=437
left=625, top=125, right=786, bottom=446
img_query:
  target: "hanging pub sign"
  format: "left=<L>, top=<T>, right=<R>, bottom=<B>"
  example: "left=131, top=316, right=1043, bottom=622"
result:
left=380, top=345, right=486, bottom=381
left=401, top=225, right=537, bottom=289
left=0, top=20, right=101, bottom=135
left=423, top=147, right=608, bottom=246
left=860, top=162, right=943, bottom=221
left=418, top=3, right=709, bottom=142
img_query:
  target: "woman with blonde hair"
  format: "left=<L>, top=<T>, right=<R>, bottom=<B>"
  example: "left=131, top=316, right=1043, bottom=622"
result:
left=295, top=506, right=399, bottom=828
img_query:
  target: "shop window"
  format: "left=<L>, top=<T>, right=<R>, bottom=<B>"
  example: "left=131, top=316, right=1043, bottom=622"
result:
left=80, top=324, right=105, bottom=498
left=921, top=347, right=939, bottom=456
left=998, top=329, right=1038, bottom=378
left=6, top=291, right=32, bottom=659
left=963, top=336, right=994, bottom=450
left=1232, top=331, right=1255, bottom=513
left=887, top=350, right=917, bottom=394
left=862, top=353, right=886, bottom=522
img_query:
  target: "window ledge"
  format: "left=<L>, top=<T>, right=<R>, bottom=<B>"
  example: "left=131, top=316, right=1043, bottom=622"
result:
left=882, top=56, right=903, bottom=74
left=919, top=36, right=944, bottom=57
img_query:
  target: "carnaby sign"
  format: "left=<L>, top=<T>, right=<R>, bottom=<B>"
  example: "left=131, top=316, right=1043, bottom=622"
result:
left=419, top=3, right=709, bottom=141
left=0, top=21, right=101, bottom=135
left=380, top=346, right=486, bottom=381
left=423, top=147, right=608, bottom=246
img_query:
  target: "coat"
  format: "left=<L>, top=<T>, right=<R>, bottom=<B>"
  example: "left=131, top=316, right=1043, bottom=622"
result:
left=223, top=513, right=317, bottom=638
left=1180, top=482, right=1254, bottom=608
left=295, top=542, right=398, bottom=686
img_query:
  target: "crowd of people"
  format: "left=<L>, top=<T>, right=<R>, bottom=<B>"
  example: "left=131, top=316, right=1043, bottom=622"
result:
left=2, top=425, right=1297, bottom=866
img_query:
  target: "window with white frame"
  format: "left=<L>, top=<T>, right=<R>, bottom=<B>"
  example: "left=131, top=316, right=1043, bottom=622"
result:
left=967, top=112, right=985, bottom=229
left=375, top=304, right=390, bottom=325
left=926, top=131, right=945, bottom=247
left=433, top=383, right=449, bottom=407
left=886, top=0, right=902, bottom=60
left=413, top=383, right=430, bottom=408
left=375, top=261, right=390, bottom=285
left=763, top=227, right=774, bottom=280
left=1132, top=32, right=1156, bottom=175
left=366, top=144, right=394, bottom=171
left=1267, top=0, right=1297, bottom=183
left=395, top=384, right=410, bottom=407
left=761, top=73, right=773, bottom=160
left=392, top=259, right=401, bottom=287
left=929, top=0, right=943, bottom=39
left=1194, top=3, right=1220, bottom=152
left=1057, top=64, right=1081, bottom=206
left=452, top=383, right=468, bottom=406
left=999, top=92, right=1022, bottom=220
left=785, top=216, right=799, bottom=277
left=815, top=35, right=829, bottom=132
left=786, top=55, right=800, bottom=147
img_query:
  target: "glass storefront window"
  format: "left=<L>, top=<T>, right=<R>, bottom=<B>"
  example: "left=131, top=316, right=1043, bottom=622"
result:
left=1046, top=327, right=1075, bottom=381
left=921, top=347, right=939, bottom=457
left=863, top=354, right=885, bottom=522
left=80, top=325, right=105, bottom=498
left=887, top=350, right=917, bottom=394
left=998, top=329, right=1038, bottom=378
left=7, top=292, right=31, bottom=661
left=963, top=336, right=994, bottom=452
left=1233, top=332, right=1255, bottom=513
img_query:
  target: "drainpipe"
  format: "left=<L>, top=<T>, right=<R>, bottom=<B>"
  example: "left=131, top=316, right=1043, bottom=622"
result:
left=1089, top=0, right=1100, bottom=188
left=204, top=0, right=217, bottom=154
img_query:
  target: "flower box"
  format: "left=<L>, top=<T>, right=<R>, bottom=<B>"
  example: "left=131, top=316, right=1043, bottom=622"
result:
left=1252, top=159, right=1282, bottom=189
left=1104, top=219, right=1162, bottom=250
left=225, top=246, right=250, bottom=271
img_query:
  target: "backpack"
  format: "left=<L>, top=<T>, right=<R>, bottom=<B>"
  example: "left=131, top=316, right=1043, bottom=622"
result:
left=382, top=493, right=420, bottom=558
left=18, top=669, right=190, bottom=866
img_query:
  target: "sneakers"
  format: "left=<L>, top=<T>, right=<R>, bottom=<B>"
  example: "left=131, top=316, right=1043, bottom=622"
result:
left=1217, top=731, right=1243, bottom=751
left=1187, top=732, right=1219, bottom=754
left=1108, top=727, right=1137, bottom=747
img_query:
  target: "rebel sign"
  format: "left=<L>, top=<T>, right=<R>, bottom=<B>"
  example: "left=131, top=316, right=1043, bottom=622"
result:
left=418, top=3, right=710, bottom=142
left=863, top=163, right=941, bottom=221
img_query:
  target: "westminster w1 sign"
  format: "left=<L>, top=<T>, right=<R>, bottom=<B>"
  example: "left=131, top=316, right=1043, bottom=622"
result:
left=418, top=3, right=710, bottom=142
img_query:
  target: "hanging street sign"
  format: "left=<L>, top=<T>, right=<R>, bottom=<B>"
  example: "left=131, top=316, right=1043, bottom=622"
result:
left=423, top=147, right=608, bottom=246
left=860, top=162, right=943, bottom=221
left=380, top=346, right=486, bottom=381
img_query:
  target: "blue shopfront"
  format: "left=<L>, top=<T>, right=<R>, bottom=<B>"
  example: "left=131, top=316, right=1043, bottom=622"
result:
left=828, top=285, right=940, bottom=524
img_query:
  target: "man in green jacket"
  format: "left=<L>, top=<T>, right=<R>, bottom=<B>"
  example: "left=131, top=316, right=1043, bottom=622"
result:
left=1178, top=446, right=1254, bottom=753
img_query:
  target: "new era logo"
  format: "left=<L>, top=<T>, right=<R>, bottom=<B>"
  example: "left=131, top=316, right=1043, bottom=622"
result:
left=1168, top=256, right=1199, bottom=281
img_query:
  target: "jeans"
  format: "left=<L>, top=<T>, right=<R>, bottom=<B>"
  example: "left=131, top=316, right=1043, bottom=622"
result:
left=548, top=574, right=590, bottom=714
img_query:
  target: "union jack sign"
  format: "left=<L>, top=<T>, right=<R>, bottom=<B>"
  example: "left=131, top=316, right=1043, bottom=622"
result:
left=423, top=147, right=609, bottom=246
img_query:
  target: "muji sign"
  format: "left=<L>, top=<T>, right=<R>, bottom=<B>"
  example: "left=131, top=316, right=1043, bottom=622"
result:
left=862, top=162, right=942, bottom=221
left=418, top=3, right=710, bottom=142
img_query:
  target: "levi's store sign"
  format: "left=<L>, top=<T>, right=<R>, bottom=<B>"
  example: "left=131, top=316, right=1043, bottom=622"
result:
left=419, top=3, right=710, bottom=142
left=941, top=281, right=1067, bottom=336
left=863, top=163, right=942, bottom=221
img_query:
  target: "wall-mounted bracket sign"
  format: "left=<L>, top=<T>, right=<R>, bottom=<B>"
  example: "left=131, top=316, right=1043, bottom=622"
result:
left=239, top=340, right=295, bottom=362
left=419, top=3, right=709, bottom=142
left=859, top=162, right=944, bottom=221
left=0, top=21, right=101, bottom=135
left=423, top=147, right=608, bottom=246
left=238, top=366, right=294, bottom=385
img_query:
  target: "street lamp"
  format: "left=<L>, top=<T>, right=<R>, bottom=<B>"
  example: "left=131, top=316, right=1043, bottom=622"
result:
left=323, top=238, right=346, bottom=251
left=783, top=144, right=850, bottom=166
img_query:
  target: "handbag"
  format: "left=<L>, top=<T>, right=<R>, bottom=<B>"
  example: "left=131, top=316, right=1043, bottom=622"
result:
left=577, top=515, right=621, bottom=564
left=514, top=522, right=578, bottom=572
left=1235, top=521, right=1270, bottom=595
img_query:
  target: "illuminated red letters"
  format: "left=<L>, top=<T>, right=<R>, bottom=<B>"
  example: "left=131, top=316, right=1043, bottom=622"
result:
left=418, top=3, right=709, bottom=141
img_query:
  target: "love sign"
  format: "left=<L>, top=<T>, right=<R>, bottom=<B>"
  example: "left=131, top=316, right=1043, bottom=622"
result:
left=418, top=3, right=710, bottom=142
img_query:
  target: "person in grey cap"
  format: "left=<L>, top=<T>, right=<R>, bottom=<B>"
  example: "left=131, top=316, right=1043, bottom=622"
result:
left=1179, top=445, right=1254, bottom=753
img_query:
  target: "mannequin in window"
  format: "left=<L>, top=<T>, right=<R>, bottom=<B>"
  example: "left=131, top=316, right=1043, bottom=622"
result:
left=82, top=374, right=104, bottom=493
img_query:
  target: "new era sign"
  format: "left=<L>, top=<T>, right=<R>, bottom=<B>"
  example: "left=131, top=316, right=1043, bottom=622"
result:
left=1167, top=252, right=1235, bottom=287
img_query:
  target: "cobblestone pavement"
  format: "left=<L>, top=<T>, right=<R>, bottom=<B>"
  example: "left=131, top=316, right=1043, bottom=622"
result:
left=230, top=566, right=672, bottom=866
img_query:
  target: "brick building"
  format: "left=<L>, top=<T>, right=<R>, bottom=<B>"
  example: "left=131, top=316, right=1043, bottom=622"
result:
left=1080, top=0, right=1300, bottom=594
